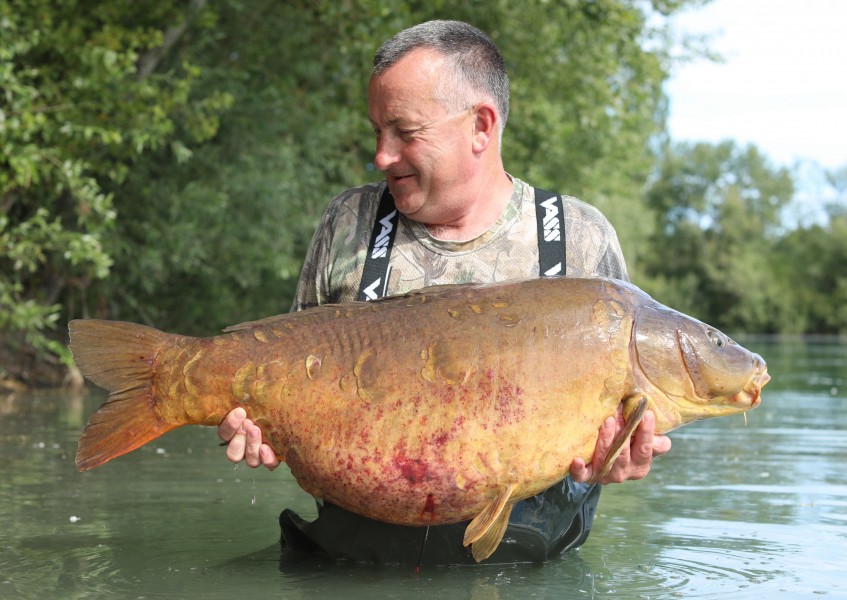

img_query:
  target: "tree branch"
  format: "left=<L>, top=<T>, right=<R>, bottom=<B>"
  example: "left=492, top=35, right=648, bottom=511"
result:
left=136, top=0, right=208, bottom=79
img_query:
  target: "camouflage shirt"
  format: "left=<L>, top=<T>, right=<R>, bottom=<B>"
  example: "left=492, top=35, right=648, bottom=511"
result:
left=292, top=176, right=628, bottom=310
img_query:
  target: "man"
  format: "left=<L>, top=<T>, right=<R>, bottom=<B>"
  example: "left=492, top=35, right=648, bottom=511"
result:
left=219, top=20, right=671, bottom=564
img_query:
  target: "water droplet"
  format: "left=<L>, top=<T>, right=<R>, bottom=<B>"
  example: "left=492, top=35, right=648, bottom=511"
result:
left=69, top=515, right=81, bottom=523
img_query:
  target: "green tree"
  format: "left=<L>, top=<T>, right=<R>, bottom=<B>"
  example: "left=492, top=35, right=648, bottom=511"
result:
left=90, top=1, right=399, bottom=333
left=775, top=169, right=847, bottom=333
left=0, top=0, right=232, bottom=361
left=481, top=0, right=688, bottom=264
left=642, top=141, right=795, bottom=333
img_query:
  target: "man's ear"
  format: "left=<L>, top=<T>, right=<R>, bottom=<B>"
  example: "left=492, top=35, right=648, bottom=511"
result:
left=471, top=102, right=499, bottom=153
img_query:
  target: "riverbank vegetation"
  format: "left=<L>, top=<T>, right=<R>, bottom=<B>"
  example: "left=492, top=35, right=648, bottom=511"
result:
left=2, top=0, right=845, bottom=387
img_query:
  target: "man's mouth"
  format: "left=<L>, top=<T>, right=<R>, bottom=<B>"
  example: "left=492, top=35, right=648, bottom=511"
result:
left=388, top=172, right=415, bottom=183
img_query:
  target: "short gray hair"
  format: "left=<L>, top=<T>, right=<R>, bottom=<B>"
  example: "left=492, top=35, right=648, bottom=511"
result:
left=373, top=20, right=510, bottom=132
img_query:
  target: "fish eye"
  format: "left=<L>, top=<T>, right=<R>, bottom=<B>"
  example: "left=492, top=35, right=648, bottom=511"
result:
left=709, top=330, right=726, bottom=349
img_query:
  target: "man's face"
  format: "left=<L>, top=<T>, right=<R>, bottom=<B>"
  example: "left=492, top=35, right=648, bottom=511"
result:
left=367, top=49, right=477, bottom=226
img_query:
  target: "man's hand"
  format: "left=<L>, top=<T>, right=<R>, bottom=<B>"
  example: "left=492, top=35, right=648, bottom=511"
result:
left=218, top=407, right=280, bottom=470
left=570, top=408, right=672, bottom=485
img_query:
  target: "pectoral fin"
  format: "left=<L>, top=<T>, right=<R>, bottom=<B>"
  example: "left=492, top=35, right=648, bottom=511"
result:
left=463, top=483, right=518, bottom=562
left=599, top=396, right=649, bottom=479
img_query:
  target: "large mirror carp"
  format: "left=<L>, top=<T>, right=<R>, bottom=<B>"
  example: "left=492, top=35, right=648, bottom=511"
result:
left=69, top=277, right=769, bottom=561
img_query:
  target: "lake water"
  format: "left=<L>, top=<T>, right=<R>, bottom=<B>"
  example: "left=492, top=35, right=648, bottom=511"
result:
left=1, top=337, right=845, bottom=599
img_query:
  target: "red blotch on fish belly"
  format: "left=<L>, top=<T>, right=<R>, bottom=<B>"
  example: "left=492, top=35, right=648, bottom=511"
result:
left=494, top=382, right=526, bottom=425
left=431, top=431, right=449, bottom=446
left=420, top=493, right=436, bottom=520
left=393, top=454, right=428, bottom=484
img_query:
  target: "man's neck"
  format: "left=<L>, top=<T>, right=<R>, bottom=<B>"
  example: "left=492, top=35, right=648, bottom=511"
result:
left=424, top=171, right=514, bottom=241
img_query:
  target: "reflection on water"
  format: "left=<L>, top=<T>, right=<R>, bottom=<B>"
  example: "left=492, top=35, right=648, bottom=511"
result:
left=1, top=337, right=845, bottom=599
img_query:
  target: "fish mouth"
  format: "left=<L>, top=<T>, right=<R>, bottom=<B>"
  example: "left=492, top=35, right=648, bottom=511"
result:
left=738, top=354, right=770, bottom=409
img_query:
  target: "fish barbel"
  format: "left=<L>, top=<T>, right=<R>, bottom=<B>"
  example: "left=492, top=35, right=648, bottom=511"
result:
left=68, top=277, right=769, bottom=561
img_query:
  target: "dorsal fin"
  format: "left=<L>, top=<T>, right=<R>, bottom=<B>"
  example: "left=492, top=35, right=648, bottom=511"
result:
left=222, top=312, right=298, bottom=332
left=223, top=279, right=530, bottom=333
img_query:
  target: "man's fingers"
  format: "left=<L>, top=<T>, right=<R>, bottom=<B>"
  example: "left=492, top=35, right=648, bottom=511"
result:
left=218, top=407, right=247, bottom=441
left=219, top=409, right=280, bottom=471
left=245, top=421, right=262, bottom=468
left=654, top=435, right=672, bottom=456
left=572, top=410, right=671, bottom=485
left=570, top=457, right=590, bottom=483
left=595, top=415, right=618, bottom=463
left=610, top=410, right=657, bottom=481
left=225, top=428, right=247, bottom=463
left=259, top=445, right=280, bottom=471
left=570, top=416, right=616, bottom=483
left=630, top=411, right=656, bottom=465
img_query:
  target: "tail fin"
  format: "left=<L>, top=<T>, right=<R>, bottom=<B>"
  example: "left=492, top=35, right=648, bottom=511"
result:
left=68, top=319, right=182, bottom=472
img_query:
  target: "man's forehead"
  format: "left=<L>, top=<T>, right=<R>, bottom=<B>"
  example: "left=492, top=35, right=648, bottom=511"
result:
left=369, top=49, right=445, bottom=94
left=374, top=47, right=447, bottom=79
left=369, top=110, right=427, bottom=129
left=368, top=78, right=442, bottom=126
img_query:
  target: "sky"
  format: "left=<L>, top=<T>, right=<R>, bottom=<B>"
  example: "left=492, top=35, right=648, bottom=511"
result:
left=665, top=0, right=847, bottom=173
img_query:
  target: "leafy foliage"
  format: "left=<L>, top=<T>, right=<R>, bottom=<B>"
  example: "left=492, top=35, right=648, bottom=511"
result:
left=639, top=140, right=846, bottom=334
left=0, top=0, right=232, bottom=357
left=774, top=207, right=847, bottom=334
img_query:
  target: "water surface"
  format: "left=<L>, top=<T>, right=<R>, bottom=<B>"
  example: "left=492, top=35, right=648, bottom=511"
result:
left=1, top=337, right=845, bottom=599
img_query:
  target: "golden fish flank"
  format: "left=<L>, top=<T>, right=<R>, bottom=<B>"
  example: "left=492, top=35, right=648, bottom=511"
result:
left=68, top=277, right=769, bottom=562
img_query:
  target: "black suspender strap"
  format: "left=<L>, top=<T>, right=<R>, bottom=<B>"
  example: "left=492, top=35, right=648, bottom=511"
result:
left=357, top=185, right=567, bottom=301
left=357, top=186, right=400, bottom=301
left=533, top=187, right=567, bottom=277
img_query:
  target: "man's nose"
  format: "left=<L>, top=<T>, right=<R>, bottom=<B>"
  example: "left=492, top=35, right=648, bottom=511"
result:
left=373, top=133, right=401, bottom=171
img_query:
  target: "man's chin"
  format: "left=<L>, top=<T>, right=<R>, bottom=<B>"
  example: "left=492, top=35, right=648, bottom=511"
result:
left=386, top=186, right=422, bottom=214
